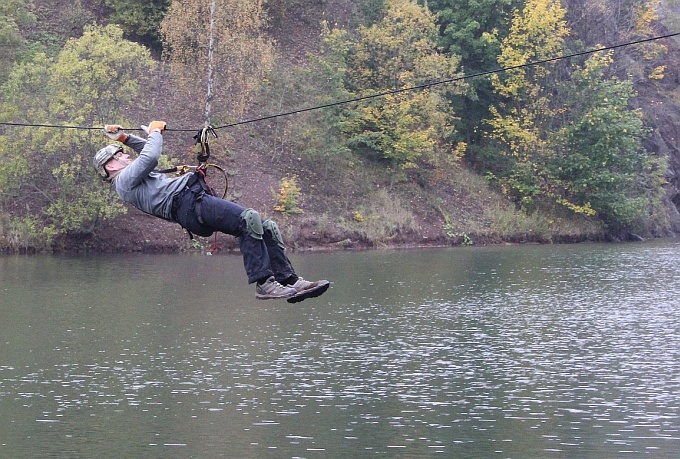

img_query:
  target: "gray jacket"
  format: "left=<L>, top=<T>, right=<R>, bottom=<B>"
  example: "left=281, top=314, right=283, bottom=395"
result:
left=113, top=132, right=191, bottom=220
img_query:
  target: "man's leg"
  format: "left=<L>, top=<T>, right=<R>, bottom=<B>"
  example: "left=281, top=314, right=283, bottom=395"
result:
left=262, top=219, right=296, bottom=284
left=196, top=195, right=273, bottom=284
left=262, top=218, right=331, bottom=303
left=195, top=195, right=296, bottom=299
left=197, top=195, right=328, bottom=302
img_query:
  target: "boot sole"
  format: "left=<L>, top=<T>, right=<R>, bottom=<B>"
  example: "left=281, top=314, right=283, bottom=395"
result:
left=256, top=291, right=296, bottom=300
left=287, top=281, right=330, bottom=304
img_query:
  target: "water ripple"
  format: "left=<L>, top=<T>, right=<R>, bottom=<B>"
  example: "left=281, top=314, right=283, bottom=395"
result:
left=1, top=243, right=679, bottom=457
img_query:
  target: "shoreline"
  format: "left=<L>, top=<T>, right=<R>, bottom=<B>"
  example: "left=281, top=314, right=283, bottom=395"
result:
left=2, top=233, right=663, bottom=257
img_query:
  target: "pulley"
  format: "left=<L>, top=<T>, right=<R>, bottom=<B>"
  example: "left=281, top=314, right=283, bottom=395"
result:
left=194, top=125, right=218, bottom=163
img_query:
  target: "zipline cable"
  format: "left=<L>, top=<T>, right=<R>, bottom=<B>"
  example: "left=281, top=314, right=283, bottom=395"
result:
left=0, top=31, right=678, bottom=133
left=211, top=31, right=680, bottom=130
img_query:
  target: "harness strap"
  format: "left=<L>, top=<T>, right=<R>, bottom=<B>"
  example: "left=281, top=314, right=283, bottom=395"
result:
left=170, top=172, right=216, bottom=240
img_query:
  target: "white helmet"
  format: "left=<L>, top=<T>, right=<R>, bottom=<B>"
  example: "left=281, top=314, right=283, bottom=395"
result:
left=93, top=144, right=123, bottom=179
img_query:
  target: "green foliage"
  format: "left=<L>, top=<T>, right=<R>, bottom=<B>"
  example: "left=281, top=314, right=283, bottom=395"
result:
left=51, top=25, right=156, bottom=123
left=303, top=24, right=356, bottom=174
left=313, top=0, right=467, bottom=184
left=43, top=155, right=127, bottom=237
left=102, top=0, right=170, bottom=53
left=5, top=215, right=49, bottom=251
left=423, top=0, right=522, bottom=148
left=0, top=0, right=36, bottom=25
left=0, top=0, right=36, bottom=85
left=0, top=15, right=23, bottom=83
left=0, top=52, right=53, bottom=194
left=486, top=0, right=569, bottom=210
left=485, top=0, right=667, bottom=233
left=0, top=25, right=155, bottom=246
left=425, top=0, right=520, bottom=65
left=273, top=177, right=304, bottom=214
left=357, top=0, right=388, bottom=25
left=443, top=215, right=474, bottom=245
left=552, top=51, right=666, bottom=230
left=265, top=27, right=355, bottom=181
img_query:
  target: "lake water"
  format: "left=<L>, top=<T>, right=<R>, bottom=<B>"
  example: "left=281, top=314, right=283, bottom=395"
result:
left=1, top=241, right=679, bottom=458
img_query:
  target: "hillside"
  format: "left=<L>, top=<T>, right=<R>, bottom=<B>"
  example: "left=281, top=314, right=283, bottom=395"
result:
left=8, top=0, right=680, bottom=253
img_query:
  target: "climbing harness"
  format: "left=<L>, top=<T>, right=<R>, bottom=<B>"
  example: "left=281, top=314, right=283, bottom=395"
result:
left=163, top=125, right=229, bottom=250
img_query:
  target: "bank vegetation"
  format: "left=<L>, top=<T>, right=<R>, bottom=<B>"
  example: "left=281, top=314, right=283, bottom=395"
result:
left=1, top=0, right=680, bottom=252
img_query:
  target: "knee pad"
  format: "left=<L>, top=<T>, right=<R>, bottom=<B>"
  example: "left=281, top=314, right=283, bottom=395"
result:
left=240, top=208, right=263, bottom=240
left=263, top=219, right=285, bottom=249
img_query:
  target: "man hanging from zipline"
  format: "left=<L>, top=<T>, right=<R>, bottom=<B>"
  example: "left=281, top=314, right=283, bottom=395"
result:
left=93, top=121, right=330, bottom=302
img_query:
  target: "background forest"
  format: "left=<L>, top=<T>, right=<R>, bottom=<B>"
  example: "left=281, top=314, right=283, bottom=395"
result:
left=2, top=0, right=680, bottom=252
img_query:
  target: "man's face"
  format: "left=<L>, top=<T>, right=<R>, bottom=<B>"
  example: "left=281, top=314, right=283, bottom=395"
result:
left=105, top=151, right=132, bottom=174
left=114, top=151, right=132, bottom=165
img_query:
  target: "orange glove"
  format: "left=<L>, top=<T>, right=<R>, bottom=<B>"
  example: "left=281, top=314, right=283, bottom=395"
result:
left=103, top=124, right=128, bottom=142
left=142, top=121, right=166, bottom=135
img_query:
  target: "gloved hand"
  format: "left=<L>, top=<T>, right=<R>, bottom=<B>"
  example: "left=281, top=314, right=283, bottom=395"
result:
left=103, top=124, right=128, bottom=142
left=141, top=121, right=166, bottom=135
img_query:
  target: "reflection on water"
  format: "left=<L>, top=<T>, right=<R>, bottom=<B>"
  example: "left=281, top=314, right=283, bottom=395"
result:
left=1, top=241, right=679, bottom=457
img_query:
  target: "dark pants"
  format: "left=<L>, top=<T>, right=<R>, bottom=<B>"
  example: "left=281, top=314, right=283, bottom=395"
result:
left=172, top=182, right=296, bottom=284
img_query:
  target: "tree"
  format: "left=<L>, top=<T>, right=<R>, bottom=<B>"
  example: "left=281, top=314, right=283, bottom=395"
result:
left=485, top=0, right=666, bottom=231
left=294, top=23, right=355, bottom=180
left=0, top=0, right=36, bottom=85
left=160, top=0, right=275, bottom=125
left=485, top=0, right=569, bottom=211
left=0, top=25, right=156, bottom=246
left=422, top=0, right=522, bottom=149
left=319, top=0, right=467, bottom=185
left=100, top=0, right=171, bottom=53
left=551, top=51, right=666, bottom=230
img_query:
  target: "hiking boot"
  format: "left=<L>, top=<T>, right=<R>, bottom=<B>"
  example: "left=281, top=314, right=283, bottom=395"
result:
left=256, top=276, right=297, bottom=300
left=289, top=277, right=328, bottom=293
left=287, top=277, right=331, bottom=304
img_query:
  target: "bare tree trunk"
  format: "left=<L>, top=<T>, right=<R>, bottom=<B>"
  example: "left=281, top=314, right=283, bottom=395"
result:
left=205, top=0, right=216, bottom=126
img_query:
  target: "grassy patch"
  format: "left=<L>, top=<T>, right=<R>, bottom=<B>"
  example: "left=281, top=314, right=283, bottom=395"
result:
left=340, top=189, right=418, bottom=247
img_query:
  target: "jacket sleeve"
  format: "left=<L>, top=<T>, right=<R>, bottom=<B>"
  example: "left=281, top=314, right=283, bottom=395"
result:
left=123, top=134, right=147, bottom=154
left=116, top=132, right=163, bottom=188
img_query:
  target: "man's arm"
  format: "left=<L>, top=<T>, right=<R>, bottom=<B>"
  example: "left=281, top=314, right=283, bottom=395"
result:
left=104, top=124, right=146, bottom=154
left=124, top=134, right=147, bottom=154
left=116, top=131, right=163, bottom=188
